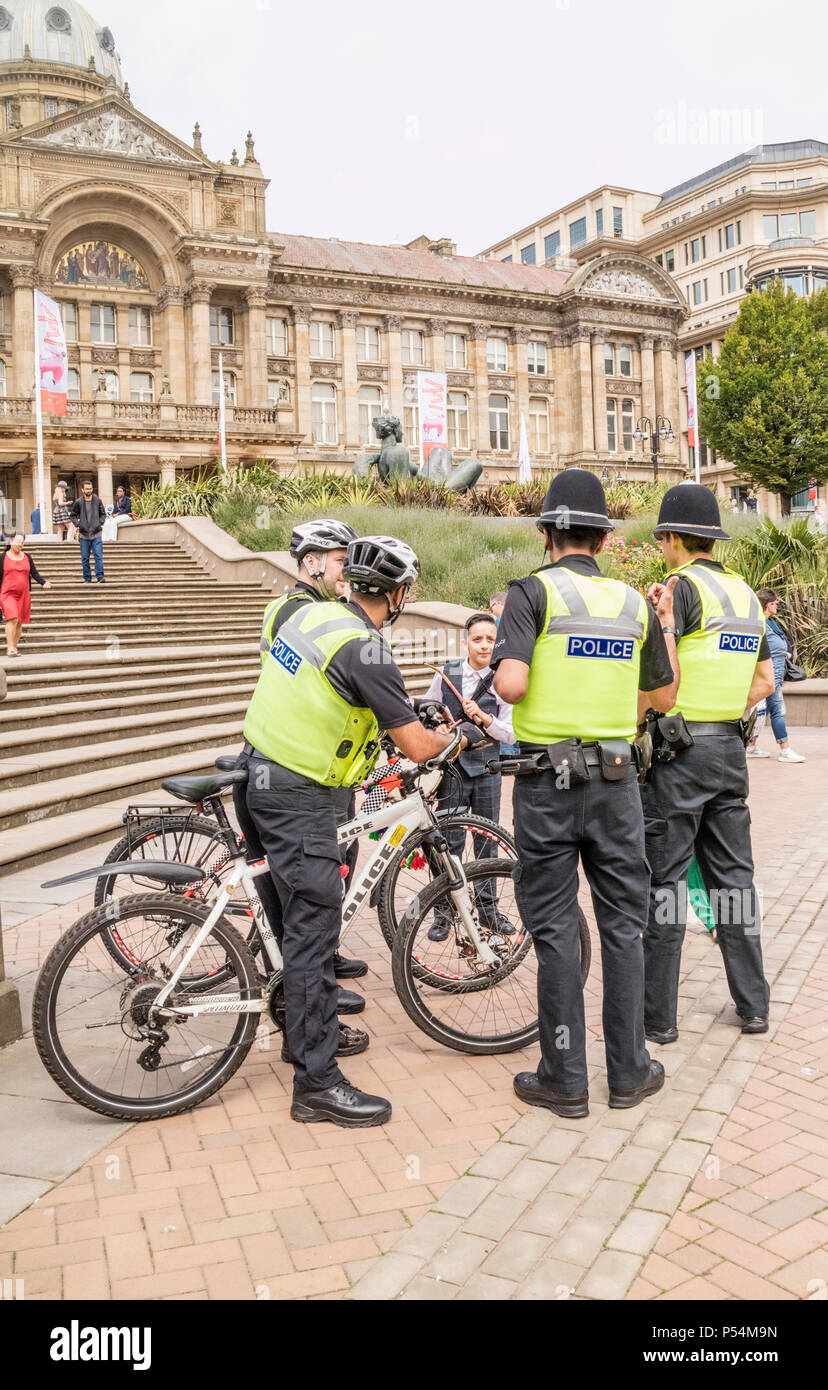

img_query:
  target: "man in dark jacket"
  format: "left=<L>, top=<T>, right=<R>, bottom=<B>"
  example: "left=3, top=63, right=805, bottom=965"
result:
left=70, top=481, right=106, bottom=583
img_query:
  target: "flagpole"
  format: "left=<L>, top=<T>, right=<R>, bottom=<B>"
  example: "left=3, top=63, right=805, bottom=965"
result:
left=33, top=289, right=50, bottom=534
left=218, top=351, right=228, bottom=474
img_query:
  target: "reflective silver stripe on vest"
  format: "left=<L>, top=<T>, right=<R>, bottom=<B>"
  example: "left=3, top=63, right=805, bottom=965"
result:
left=684, top=565, right=764, bottom=630
left=685, top=563, right=736, bottom=617
left=703, top=616, right=765, bottom=635
left=307, top=615, right=366, bottom=640
left=544, top=569, right=644, bottom=640
left=271, top=621, right=327, bottom=668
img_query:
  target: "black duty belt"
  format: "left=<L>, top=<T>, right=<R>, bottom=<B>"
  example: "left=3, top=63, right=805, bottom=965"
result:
left=684, top=721, right=742, bottom=736
left=519, top=741, right=605, bottom=768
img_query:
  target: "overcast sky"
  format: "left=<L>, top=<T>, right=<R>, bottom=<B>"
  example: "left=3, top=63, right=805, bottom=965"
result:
left=103, top=0, right=826, bottom=255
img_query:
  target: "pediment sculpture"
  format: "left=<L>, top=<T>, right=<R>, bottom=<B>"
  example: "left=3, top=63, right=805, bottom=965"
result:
left=584, top=269, right=662, bottom=300
left=38, top=110, right=200, bottom=165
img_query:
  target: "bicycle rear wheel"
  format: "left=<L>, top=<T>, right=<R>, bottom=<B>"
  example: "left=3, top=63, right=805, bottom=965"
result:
left=33, top=895, right=261, bottom=1121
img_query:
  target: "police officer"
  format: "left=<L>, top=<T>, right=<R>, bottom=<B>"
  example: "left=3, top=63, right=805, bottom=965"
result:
left=493, top=469, right=678, bottom=1116
left=240, top=535, right=455, bottom=1127
left=642, top=485, right=774, bottom=1043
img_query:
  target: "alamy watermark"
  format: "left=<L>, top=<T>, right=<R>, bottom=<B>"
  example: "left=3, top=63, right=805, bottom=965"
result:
left=655, top=103, right=764, bottom=147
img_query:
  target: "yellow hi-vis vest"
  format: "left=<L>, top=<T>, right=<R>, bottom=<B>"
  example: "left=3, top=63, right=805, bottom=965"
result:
left=668, top=562, right=765, bottom=721
left=243, top=600, right=382, bottom=787
left=512, top=566, right=649, bottom=743
left=258, top=590, right=315, bottom=668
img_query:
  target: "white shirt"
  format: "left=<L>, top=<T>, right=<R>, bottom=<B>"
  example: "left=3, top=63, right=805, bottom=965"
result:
left=424, top=659, right=514, bottom=743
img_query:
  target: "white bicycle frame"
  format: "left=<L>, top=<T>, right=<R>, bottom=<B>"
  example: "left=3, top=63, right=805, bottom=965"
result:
left=151, top=784, right=498, bottom=1021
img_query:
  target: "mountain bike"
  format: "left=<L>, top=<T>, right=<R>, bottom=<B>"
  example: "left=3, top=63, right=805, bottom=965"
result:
left=34, top=733, right=584, bottom=1121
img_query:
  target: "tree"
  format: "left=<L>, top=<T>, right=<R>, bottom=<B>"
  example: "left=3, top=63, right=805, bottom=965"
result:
left=696, top=279, right=828, bottom=511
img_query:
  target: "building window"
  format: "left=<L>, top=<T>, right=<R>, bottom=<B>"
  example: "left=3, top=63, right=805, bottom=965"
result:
left=692, top=279, right=706, bottom=305
left=268, top=379, right=288, bottom=406
left=606, top=398, right=617, bottom=451
left=780, top=211, right=798, bottom=237
left=401, top=329, right=424, bottom=365
left=89, top=303, right=116, bottom=343
left=44, top=97, right=59, bottom=119
left=621, top=400, right=634, bottom=451
left=266, top=316, right=288, bottom=355
left=781, top=273, right=807, bottom=296
left=763, top=214, right=778, bottom=239
left=618, top=345, right=632, bottom=377
left=664, top=249, right=675, bottom=272
left=445, top=333, right=467, bottom=369
left=724, top=223, right=735, bottom=249
left=311, top=382, right=337, bottom=443
left=726, top=267, right=737, bottom=293
left=529, top=397, right=549, bottom=452
left=447, top=391, right=469, bottom=450
left=489, top=393, right=509, bottom=450
left=403, top=400, right=419, bottom=453
left=502, top=255, right=512, bottom=263
left=761, top=181, right=777, bottom=190
left=211, top=370, right=236, bottom=404
left=779, top=179, right=794, bottom=189
left=604, top=343, right=615, bottom=375
left=655, top=254, right=662, bottom=267
left=4, top=98, right=17, bottom=129
left=486, top=338, right=508, bottom=372
left=67, top=367, right=79, bottom=401
left=92, top=369, right=119, bottom=399
left=527, top=341, right=546, bottom=375
left=59, top=301, right=77, bottom=341
left=358, top=385, right=382, bottom=443
left=736, top=220, right=742, bottom=244
left=797, top=178, right=813, bottom=187
left=544, top=230, right=560, bottom=260
left=800, top=209, right=816, bottom=236
left=569, top=217, right=587, bottom=250
left=0, top=359, right=6, bottom=398
left=309, top=320, right=335, bottom=357
left=356, top=324, right=380, bottom=361
left=520, top=244, right=536, bottom=265
left=613, top=206, right=624, bottom=237
left=210, top=306, right=234, bottom=346
left=130, top=371, right=154, bottom=402
left=129, top=306, right=152, bottom=346
left=595, top=209, right=604, bottom=238
left=690, top=237, right=701, bottom=263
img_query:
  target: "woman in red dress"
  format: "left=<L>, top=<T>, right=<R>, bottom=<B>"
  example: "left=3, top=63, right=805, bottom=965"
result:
left=0, top=532, right=51, bottom=656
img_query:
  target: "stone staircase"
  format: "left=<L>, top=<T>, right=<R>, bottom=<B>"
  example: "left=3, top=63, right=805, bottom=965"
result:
left=0, top=539, right=432, bottom=874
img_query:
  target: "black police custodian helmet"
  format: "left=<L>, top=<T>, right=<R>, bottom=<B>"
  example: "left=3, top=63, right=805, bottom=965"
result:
left=653, top=484, right=730, bottom=542
left=538, top=467, right=614, bottom=533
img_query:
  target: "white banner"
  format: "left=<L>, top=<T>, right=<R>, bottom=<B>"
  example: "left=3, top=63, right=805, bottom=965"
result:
left=416, top=370, right=447, bottom=462
left=217, top=352, right=228, bottom=473
left=35, top=290, right=69, bottom=417
left=685, top=350, right=700, bottom=482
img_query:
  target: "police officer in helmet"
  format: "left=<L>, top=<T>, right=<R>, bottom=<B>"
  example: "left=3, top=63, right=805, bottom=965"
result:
left=240, top=535, right=455, bottom=1127
left=493, top=469, right=679, bottom=1116
left=642, top=485, right=774, bottom=1043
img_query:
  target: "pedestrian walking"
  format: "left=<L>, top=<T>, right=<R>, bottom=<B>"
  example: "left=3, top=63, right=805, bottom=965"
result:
left=746, top=589, right=806, bottom=763
left=1, top=531, right=51, bottom=655
left=69, top=480, right=106, bottom=583
left=52, top=481, right=73, bottom=541
left=641, top=485, right=774, bottom=1045
left=493, top=469, right=678, bottom=1116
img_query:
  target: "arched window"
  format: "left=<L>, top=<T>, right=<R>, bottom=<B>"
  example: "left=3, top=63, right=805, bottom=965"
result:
left=312, top=382, right=337, bottom=444
left=489, top=394, right=510, bottom=451
left=358, top=385, right=382, bottom=443
left=447, top=392, right=469, bottom=450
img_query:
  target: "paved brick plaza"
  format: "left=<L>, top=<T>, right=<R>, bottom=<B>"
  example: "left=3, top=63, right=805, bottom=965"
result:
left=0, top=727, right=826, bottom=1301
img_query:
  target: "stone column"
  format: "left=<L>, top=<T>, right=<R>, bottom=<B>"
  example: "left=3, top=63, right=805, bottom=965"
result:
left=94, top=453, right=116, bottom=507
left=427, top=317, right=445, bottom=373
left=655, top=336, right=679, bottom=462
left=384, top=314, right=404, bottom=420
left=186, top=279, right=214, bottom=405
left=292, top=306, right=312, bottom=442
left=243, top=286, right=268, bottom=407
left=0, top=902, right=22, bottom=1047
left=11, top=265, right=36, bottom=398
left=512, top=326, right=531, bottom=437
left=157, top=454, right=180, bottom=487
left=570, top=327, right=594, bottom=455
left=469, top=321, right=491, bottom=455
left=157, top=284, right=187, bottom=400
left=591, top=329, right=608, bottom=454
left=547, top=330, right=570, bottom=457
left=640, top=333, right=656, bottom=426
left=338, top=310, right=360, bottom=449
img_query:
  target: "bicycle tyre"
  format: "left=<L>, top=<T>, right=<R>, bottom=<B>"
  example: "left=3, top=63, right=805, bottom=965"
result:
left=33, top=894, right=261, bottom=1122
left=375, top=813, right=517, bottom=951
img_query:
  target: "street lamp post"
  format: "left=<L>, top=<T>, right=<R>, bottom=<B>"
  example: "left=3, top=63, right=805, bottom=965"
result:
left=633, top=415, right=675, bottom=482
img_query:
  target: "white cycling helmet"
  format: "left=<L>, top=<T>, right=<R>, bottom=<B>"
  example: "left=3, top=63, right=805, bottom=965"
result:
left=289, top=519, right=358, bottom=562
left=343, top=535, right=420, bottom=594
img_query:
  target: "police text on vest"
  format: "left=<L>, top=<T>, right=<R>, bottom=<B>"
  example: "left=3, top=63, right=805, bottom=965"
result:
left=718, top=633, right=760, bottom=653
left=566, top=636, right=635, bottom=660
left=270, top=638, right=302, bottom=674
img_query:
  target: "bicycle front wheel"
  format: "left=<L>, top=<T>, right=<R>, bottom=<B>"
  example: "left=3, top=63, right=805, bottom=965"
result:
left=33, top=895, right=261, bottom=1121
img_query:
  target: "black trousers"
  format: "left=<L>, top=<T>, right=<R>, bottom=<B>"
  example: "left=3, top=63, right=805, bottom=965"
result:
left=641, top=731, right=769, bottom=1031
left=435, top=764, right=501, bottom=920
left=241, top=751, right=344, bottom=1092
left=513, top=767, right=651, bottom=1095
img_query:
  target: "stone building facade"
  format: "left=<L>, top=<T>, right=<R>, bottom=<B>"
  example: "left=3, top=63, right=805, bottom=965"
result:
left=0, top=1, right=687, bottom=527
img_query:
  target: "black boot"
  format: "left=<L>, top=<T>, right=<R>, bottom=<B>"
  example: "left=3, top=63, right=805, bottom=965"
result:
left=333, top=950, right=368, bottom=980
left=290, top=1079, right=391, bottom=1128
left=337, top=986, right=365, bottom=1014
left=513, top=1072, right=589, bottom=1117
left=609, top=1060, right=665, bottom=1110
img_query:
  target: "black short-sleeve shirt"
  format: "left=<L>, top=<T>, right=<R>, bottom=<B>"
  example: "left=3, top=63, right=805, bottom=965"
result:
left=325, top=600, right=418, bottom=731
left=670, top=558, right=770, bottom=660
left=491, top=553, right=675, bottom=692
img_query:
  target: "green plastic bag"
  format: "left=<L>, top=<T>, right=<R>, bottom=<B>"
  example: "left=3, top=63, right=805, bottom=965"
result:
left=688, top=857, right=715, bottom=934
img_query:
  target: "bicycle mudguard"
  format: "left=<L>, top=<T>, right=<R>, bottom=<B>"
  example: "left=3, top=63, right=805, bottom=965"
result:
left=41, top=860, right=206, bottom=890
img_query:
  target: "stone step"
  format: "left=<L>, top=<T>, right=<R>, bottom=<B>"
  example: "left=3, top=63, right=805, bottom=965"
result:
left=2, top=659, right=260, bottom=698
left=2, top=695, right=253, bottom=747
left=25, top=602, right=268, bottom=625
left=0, top=677, right=258, bottom=726
left=15, top=631, right=260, bottom=651
left=0, top=720, right=245, bottom=819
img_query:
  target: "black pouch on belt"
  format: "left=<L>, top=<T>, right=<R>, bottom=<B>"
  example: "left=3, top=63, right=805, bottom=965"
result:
left=545, top=738, right=590, bottom=785
left=656, top=712, right=695, bottom=753
left=596, top=739, right=633, bottom=781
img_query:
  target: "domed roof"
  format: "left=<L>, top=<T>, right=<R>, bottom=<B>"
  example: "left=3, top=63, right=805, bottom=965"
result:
left=0, top=1, right=123, bottom=87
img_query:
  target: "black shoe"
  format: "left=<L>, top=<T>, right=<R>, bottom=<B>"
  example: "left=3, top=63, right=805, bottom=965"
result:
left=484, top=911, right=516, bottom=937
left=740, top=1016, right=769, bottom=1034
left=96, top=577, right=105, bottom=583
left=513, top=1072, right=589, bottom=1117
left=282, top=1023, right=369, bottom=1064
left=645, top=1026, right=679, bottom=1045
left=609, top=1060, right=665, bottom=1110
left=337, top=986, right=365, bottom=1015
left=290, top=1079, right=391, bottom=1128
left=427, top=918, right=451, bottom=943
left=333, top=950, right=368, bottom=980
